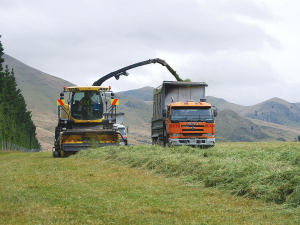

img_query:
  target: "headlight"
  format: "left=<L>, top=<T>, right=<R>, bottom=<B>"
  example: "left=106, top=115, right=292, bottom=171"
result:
left=171, top=133, right=180, bottom=137
left=205, top=133, right=214, bottom=137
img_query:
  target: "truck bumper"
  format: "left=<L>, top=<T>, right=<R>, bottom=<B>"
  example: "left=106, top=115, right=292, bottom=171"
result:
left=168, top=138, right=215, bottom=147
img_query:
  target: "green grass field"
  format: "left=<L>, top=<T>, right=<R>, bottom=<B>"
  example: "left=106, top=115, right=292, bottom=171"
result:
left=1, top=142, right=300, bottom=224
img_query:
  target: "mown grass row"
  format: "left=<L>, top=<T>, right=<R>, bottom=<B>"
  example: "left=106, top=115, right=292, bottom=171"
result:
left=4, top=151, right=299, bottom=224
left=73, top=142, right=300, bottom=208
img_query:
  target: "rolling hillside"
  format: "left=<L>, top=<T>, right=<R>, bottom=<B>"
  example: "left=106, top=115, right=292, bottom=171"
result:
left=206, top=96, right=246, bottom=113
left=240, top=97, right=300, bottom=128
left=206, top=96, right=300, bottom=130
left=115, top=93, right=153, bottom=145
left=3, top=54, right=155, bottom=149
left=2, top=53, right=300, bottom=150
left=3, top=54, right=75, bottom=150
left=117, top=86, right=153, bottom=101
left=215, top=110, right=274, bottom=142
left=3, top=54, right=75, bottom=114
left=120, top=88, right=300, bottom=142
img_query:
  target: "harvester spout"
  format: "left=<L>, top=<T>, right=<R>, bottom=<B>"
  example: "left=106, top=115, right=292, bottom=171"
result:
left=92, top=58, right=183, bottom=86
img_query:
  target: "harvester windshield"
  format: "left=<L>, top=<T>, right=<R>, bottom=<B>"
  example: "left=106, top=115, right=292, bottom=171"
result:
left=71, top=91, right=103, bottom=120
left=171, top=107, right=213, bottom=122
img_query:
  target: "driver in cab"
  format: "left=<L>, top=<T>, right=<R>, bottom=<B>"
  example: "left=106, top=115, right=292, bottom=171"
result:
left=80, top=92, right=93, bottom=116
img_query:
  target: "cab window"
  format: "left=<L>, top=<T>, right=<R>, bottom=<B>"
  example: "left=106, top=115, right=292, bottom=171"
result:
left=71, top=91, right=103, bottom=120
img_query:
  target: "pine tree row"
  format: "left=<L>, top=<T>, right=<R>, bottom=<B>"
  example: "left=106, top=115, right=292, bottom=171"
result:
left=0, top=36, right=40, bottom=150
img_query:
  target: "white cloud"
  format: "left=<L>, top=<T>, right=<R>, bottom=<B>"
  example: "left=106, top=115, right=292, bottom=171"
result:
left=1, top=0, right=300, bottom=105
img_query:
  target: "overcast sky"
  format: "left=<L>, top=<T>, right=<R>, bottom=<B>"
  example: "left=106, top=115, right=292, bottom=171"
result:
left=1, top=0, right=300, bottom=105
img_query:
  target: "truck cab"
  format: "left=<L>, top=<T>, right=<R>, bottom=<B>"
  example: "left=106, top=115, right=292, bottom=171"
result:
left=165, top=101, right=216, bottom=146
left=151, top=81, right=217, bottom=148
left=113, top=124, right=128, bottom=145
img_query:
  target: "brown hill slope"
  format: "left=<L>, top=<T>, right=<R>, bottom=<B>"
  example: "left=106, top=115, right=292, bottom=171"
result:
left=249, top=118, right=300, bottom=142
left=115, top=93, right=153, bottom=145
left=117, top=86, right=154, bottom=101
left=215, top=110, right=276, bottom=142
left=3, top=54, right=75, bottom=150
left=3, top=54, right=154, bottom=148
left=240, top=97, right=300, bottom=128
left=206, top=96, right=246, bottom=113
left=3, top=53, right=299, bottom=149
left=3, top=54, right=75, bottom=114
left=207, top=96, right=300, bottom=131
left=120, top=89, right=300, bottom=141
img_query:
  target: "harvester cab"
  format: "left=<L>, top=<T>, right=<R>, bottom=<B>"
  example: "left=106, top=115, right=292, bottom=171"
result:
left=53, top=86, right=121, bottom=157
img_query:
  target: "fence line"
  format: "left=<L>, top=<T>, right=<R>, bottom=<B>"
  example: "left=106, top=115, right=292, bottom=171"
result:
left=1, top=140, right=39, bottom=152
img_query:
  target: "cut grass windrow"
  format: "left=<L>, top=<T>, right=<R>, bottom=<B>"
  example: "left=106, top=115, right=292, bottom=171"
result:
left=74, top=142, right=300, bottom=208
left=1, top=143, right=300, bottom=224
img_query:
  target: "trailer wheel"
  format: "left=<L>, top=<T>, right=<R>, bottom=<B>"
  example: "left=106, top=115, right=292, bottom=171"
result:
left=164, top=134, right=169, bottom=147
left=157, top=139, right=164, bottom=147
left=152, top=138, right=157, bottom=145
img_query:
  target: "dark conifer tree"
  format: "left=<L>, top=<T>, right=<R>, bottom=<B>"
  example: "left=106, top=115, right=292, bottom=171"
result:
left=0, top=35, right=40, bottom=150
left=0, top=35, right=4, bottom=140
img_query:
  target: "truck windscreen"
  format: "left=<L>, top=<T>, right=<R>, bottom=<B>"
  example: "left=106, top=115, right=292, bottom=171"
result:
left=118, top=127, right=126, bottom=136
left=71, top=91, right=103, bottom=120
left=170, top=107, right=213, bottom=122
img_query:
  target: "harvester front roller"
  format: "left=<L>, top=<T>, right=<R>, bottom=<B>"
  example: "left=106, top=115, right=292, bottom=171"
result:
left=53, top=129, right=119, bottom=157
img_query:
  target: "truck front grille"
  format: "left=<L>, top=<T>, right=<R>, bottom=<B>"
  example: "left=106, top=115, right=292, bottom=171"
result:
left=182, top=125, right=204, bottom=127
left=182, top=129, right=203, bottom=131
left=182, top=133, right=203, bottom=137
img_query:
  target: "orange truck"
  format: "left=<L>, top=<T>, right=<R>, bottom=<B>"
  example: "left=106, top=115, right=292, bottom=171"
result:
left=151, top=81, right=217, bottom=147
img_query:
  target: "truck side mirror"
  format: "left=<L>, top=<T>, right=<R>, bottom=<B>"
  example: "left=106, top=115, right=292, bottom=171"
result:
left=213, top=109, right=217, bottom=117
left=162, top=109, right=166, bottom=117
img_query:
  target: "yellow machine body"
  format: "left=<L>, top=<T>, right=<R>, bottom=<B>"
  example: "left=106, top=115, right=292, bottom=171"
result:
left=53, top=86, right=119, bottom=157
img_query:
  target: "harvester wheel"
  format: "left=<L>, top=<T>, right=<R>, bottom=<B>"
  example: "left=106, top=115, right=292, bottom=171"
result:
left=55, top=126, right=61, bottom=140
left=53, top=151, right=59, bottom=157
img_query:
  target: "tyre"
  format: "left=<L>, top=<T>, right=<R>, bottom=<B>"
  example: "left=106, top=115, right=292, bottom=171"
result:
left=53, top=151, right=59, bottom=157
left=152, top=138, right=157, bottom=145
left=55, top=126, right=61, bottom=140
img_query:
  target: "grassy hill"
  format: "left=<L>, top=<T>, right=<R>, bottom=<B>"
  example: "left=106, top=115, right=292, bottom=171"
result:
left=207, top=96, right=300, bottom=131
left=3, top=54, right=75, bottom=114
left=115, top=93, right=153, bottom=145
left=3, top=54, right=156, bottom=149
left=118, top=87, right=300, bottom=142
left=120, top=88, right=300, bottom=130
left=249, top=118, right=300, bottom=142
left=117, top=86, right=154, bottom=101
left=240, top=97, right=300, bottom=128
left=3, top=54, right=75, bottom=150
left=215, top=110, right=274, bottom=142
left=3, top=53, right=300, bottom=149
left=206, top=96, right=246, bottom=113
